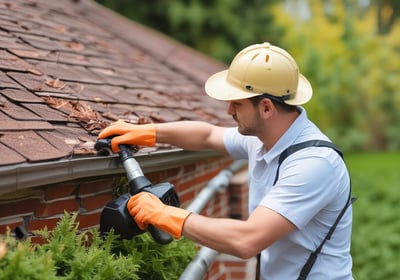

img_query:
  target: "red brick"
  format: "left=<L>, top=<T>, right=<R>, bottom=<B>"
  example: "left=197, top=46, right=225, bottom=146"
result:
left=79, top=179, right=115, bottom=196
left=0, top=217, right=23, bottom=234
left=207, top=262, right=223, bottom=280
left=80, top=192, right=113, bottom=212
left=0, top=198, right=40, bottom=219
left=205, top=261, right=229, bottom=280
left=146, top=167, right=182, bottom=183
left=223, top=261, right=246, bottom=268
left=182, top=163, right=196, bottom=174
left=30, top=235, right=48, bottom=245
left=45, top=184, right=78, bottom=200
left=77, top=211, right=101, bottom=230
left=28, top=216, right=61, bottom=232
left=175, top=180, right=203, bottom=195
left=35, top=198, right=79, bottom=217
left=178, top=188, right=197, bottom=205
left=178, top=171, right=219, bottom=190
left=228, top=271, right=246, bottom=279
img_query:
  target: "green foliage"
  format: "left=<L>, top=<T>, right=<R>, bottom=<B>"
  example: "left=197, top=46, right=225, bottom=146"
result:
left=122, top=233, right=197, bottom=280
left=273, top=1, right=400, bottom=152
left=96, top=0, right=282, bottom=63
left=346, top=152, right=400, bottom=280
left=0, top=212, right=196, bottom=280
left=0, top=235, right=56, bottom=280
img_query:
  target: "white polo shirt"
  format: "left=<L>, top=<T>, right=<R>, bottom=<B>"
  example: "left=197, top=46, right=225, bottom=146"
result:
left=224, top=107, right=353, bottom=280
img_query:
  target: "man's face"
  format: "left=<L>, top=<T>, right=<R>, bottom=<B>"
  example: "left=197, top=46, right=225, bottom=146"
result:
left=227, top=98, right=263, bottom=136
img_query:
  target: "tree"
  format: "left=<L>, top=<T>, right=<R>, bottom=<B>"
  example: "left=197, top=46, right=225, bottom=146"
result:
left=376, top=0, right=400, bottom=34
left=96, top=0, right=282, bottom=63
left=274, top=0, right=400, bottom=151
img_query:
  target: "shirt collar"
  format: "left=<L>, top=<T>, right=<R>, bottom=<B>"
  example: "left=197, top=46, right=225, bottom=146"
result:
left=256, top=106, right=308, bottom=164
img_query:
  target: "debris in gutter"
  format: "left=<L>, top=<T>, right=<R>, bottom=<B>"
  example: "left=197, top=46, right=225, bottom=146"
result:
left=72, top=140, right=97, bottom=155
left=73, top=146, right=97, bottom=155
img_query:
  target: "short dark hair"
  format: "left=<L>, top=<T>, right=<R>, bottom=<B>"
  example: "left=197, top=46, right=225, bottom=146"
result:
left=249, top=94, right=297, bottom=112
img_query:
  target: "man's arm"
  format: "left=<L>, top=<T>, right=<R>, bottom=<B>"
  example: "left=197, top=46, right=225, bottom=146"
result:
left=182, top=206, right=296, bottom=259
left=128, top=192, right=296, bottom=260
left=155, top=121, right=228, bottom=155
left=99, top=120, right=229, bottom=154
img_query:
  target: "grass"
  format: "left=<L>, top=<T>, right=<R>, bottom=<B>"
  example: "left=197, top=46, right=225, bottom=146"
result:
left=346, top=152, right=400, bottom=280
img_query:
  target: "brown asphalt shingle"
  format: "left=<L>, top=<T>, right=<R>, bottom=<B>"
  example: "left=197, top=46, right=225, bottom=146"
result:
left=0, top=0, right=232, bottom=167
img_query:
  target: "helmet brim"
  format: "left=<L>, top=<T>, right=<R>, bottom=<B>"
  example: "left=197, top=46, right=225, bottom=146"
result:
left=205, top=70, right=313, bottom=106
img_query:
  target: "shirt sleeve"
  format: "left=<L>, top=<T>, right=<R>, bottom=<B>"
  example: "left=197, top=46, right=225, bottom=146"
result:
left=223, top=127, right=249, bottom=159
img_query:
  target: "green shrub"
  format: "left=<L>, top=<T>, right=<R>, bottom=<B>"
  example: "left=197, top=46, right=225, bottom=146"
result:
left=347, top=152, right=400, bottom=280
left=0, top=212, right=196, bottom=280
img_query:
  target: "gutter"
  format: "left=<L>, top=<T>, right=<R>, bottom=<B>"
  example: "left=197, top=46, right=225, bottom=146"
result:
left=0, top=149, right=223, bottom=196
left=179, top=160, right=248, bottom=280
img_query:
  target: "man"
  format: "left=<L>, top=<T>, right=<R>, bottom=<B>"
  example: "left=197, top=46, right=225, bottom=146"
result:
left=99, top=42, right=354, bottom=279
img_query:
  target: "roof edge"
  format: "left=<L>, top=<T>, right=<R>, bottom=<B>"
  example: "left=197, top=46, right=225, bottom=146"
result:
left=0, top=149, right=224, bottom=195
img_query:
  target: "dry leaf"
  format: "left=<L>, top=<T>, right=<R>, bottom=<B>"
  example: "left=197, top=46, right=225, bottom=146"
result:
left=27, top=68, right=43, bottom=76
left=65, top=41, right=84, bottom=52
left=73, top=147, right=97, bottom=155
left=46, top=78, right=65, bottom=89
left=69, top=102, right=98, bottom=123
left=80, top=141, right=96, bottom=148
left=43, top=96, right=69, bottom=109
left=85, top=120, right=108, bottom=132
left=55, top=26, right=67, bottom=33
left=137, top=116, right=153, bottom=124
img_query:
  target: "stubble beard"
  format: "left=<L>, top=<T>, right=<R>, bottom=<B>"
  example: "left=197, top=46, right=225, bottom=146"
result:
left=234, top=113, right=262, bottom=136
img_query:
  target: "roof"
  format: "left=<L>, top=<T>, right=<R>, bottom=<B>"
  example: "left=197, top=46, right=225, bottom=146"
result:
left=0, top=0, right=233, bottom=192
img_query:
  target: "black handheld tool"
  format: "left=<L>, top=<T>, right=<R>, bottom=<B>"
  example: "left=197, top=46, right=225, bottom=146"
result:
left=95, top=138, right=180, bottom=244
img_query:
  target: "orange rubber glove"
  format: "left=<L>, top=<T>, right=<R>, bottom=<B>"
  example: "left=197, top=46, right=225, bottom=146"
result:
left=98, top=120, right=156, bottom=152
left=127, top=192, right=191, bottom=239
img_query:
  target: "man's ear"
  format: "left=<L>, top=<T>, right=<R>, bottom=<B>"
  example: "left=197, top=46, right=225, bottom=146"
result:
left=260, top=98, right=273, bottom=114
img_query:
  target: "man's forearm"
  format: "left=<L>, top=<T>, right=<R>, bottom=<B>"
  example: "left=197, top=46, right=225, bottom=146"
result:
left=182, top=213, right=254, bottom=258
left=182, top=206, right=296, bottom=259
left=155, top=121, right=228, bottom=153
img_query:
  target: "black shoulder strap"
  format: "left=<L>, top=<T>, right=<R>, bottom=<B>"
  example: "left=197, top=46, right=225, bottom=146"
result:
left=274, top=140, right=343, bottom=185
left=272, top=140, right=356, bottom=280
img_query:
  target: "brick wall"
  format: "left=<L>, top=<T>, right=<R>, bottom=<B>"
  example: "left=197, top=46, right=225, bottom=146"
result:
left=204, top=169, right=255, bottom=280
left=0, top=177, right=117, bottom=243
left=0, top=157, right=253, bottom=279
left=206, top=254, right=257, bottom=280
